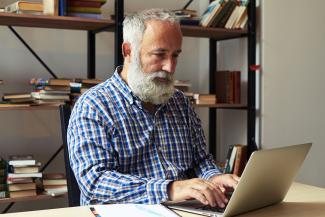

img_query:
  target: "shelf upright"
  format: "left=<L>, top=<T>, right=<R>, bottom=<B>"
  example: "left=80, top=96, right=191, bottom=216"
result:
left=247, top=0, right=257, bottom=156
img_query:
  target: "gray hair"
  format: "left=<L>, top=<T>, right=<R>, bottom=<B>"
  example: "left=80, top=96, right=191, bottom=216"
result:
left=123, top=8, right=179, bottom=51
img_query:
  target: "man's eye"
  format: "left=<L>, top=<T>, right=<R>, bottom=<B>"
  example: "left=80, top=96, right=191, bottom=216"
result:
left=154, top=53, right=165, bottom=58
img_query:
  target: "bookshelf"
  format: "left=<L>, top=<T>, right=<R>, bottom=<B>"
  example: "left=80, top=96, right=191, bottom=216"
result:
left=0, top=193, right=67, bottom=204
left=0, top=12, right=114, bottom=213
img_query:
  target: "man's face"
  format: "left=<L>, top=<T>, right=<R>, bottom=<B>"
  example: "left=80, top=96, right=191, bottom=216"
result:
left=127, top=20, right=183, bottom=105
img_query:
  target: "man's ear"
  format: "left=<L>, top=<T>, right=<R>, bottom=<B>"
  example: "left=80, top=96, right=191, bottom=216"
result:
left=122, top=42, right=131, bottom=63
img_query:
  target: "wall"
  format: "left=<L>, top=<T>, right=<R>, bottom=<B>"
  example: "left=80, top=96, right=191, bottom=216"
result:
left=261, top=0, right=325, bottom=187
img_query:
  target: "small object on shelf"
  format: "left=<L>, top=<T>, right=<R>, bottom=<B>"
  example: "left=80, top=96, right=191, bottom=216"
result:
left=0, top=79, right=3, bottom=85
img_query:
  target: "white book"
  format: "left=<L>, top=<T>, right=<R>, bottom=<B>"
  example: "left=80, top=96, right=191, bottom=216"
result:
left=9, top=159, right=36, bottom=166
left=8, top=172, right=42, bottom=178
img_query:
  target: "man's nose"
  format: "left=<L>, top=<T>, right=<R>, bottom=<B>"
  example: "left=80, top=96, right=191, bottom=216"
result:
left=162, top=58, right=176, bottom=74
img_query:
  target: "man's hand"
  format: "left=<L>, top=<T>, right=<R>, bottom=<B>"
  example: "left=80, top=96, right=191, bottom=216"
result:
left=209, top=174, right=240, bottom=193
left=168, top=178, right=228, bottom=208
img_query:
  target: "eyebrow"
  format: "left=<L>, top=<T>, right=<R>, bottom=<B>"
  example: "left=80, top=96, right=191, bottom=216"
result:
left=151, top=48, right=182, bottom=54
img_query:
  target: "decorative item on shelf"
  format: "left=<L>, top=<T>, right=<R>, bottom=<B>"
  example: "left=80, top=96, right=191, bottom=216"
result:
left=4, top=0, right=43, bottom=15
left=7, top=155, right=42, bottom=198
left=0, top=79, right=3, bottom=85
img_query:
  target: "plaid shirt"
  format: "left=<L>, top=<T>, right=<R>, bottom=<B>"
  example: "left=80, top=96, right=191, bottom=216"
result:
left=67, top=67, right=221, bottom=205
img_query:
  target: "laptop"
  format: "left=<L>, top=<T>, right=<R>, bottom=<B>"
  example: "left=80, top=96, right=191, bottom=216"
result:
left=166, top=143, right=312, bottom=217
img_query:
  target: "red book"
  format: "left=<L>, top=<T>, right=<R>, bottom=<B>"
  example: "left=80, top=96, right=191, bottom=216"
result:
left=67, top=0, right=102, bottom=8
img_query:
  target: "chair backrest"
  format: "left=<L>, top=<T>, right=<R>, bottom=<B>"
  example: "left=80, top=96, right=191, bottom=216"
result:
left=59, top=104, right=80, bottom=207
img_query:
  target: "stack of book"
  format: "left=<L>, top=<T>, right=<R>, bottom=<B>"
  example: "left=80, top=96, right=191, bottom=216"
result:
left=30, top=78, right=72, bottom=105
left=200, top=0, right=249, bottom=29
left=7, top=155, right=42, bottom=198
left=66, top=0, right=107, bottom=19
left=223, top=144, right=247, bottom=176
left=0, top=158, right=8, bottom=199
left=193, top=94, right=217, bottom=105
left=215, top=70, right=241, bottom=104
left=4, top=0, right=43, bottom=15
left=42, top=173, right=67, bottom=196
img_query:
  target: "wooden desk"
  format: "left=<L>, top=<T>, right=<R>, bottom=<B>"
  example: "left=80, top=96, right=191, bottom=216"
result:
left=2, top=183, right=325, bottom=217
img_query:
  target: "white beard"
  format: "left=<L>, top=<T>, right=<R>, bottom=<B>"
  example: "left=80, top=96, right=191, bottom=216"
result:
left=127, top=54, right=175, bottom=105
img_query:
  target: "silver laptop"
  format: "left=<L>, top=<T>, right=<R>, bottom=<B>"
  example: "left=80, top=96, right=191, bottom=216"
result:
left=167, top=143, right=312, bottom=217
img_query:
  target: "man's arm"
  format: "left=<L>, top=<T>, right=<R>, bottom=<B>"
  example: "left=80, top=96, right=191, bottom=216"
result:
left=67, top=97, right=171, bottom=204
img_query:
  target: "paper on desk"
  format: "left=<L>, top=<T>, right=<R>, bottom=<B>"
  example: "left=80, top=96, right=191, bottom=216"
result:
left=93, top=204, right=179, bottom=217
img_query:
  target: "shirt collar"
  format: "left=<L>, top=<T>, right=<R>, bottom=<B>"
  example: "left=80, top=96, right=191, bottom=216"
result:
left=111, top=66, right=138, bottom=106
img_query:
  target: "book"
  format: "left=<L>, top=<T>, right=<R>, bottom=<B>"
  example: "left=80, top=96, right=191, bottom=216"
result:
left=67, top=6, right=101, bottom=14
left=8, top=155, right=36, bottom=166
left=7, top=177, right=34, bottom=184
left=227, top=145, right=238, bottom=173
left=4, top=1, right=43, bottom=13
left=215, top=71, right=241, bottom=104
left=48, top=78, right=71, bottom=86
left=58, top=0, right=66, bottom=16
left=11, top=165, right=40, bottom=174
left=67, top=12, right=102, bottom=19
left=43, top=0, right=59, bottom=16
left=200, top=0, right=223, bottom=27
left=67, top=0, right=102, bottom=8
left=43, top=179, right=67, bottom=185
left=232, top=144, right=247, bottom=176
left=69, top=0, right=106, bottom=2
left=9, top=189, right=37, bottom=198
left=215, top=0, right=237, bottom=28
left=8, top=172, right=42, bottom=178
left=193, top=94, right=217, bottom=105
left=31, top=92, right=70, bottom=100
left=8, top=182, right=36, bottom=192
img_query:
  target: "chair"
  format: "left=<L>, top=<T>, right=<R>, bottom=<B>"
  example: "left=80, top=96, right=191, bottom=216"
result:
left=59, top=104, right=80, bottom=207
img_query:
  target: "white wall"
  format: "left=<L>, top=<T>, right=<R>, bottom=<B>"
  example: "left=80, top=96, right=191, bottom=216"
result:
left=261, top=0, right=325, bottom=187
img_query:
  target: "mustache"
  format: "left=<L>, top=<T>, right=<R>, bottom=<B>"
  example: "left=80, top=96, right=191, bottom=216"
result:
left=145, top=71, right=173, bottom=82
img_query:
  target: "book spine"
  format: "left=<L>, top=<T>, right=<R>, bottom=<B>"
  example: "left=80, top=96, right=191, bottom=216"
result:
left=58, top=0, right=66, bottom=16
left=67, top=6, right=101, bottom=14
left=67, top=1, right=102, bottom=8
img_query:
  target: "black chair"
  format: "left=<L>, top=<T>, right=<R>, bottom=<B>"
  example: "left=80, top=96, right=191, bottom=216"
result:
left=59, top=104, right=80, bottom=207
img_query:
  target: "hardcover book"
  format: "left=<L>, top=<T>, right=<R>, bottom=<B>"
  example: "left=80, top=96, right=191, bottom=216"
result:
left=4, top=1, right=43, bottom=13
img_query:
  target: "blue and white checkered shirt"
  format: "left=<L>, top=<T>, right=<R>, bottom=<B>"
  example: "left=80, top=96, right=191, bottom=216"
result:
left=67, top=67, right=221, bottom=205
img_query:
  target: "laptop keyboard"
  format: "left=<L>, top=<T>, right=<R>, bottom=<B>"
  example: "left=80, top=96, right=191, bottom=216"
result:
left=197, top=205, right=225, bottom=213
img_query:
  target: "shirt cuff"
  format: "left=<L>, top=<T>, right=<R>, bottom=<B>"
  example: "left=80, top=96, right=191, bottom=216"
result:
left=146, top=179, right=173, bottom=204
left=201, top=169, right=222, bottom=180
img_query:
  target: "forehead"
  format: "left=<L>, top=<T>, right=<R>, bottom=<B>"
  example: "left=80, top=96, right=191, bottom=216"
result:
left=140, top=19, right=182, bottom=51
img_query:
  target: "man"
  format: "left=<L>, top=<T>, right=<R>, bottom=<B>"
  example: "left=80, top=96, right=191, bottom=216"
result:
left=67, top=8, right=239, bottom=207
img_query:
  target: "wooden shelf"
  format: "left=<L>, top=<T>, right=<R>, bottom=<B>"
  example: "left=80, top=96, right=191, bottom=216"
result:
left=0, top=193, right=67, bottom=204
left=0, top=104, right=61, bottom=111
left=0, top=13, right=114, bottom=31
left=194, top=103, right=247, bottom=109
left=181, top=25, right=248, bottom=40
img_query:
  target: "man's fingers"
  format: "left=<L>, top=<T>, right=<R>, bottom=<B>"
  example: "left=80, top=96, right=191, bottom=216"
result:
left=190, top=189, right=208, bottom=205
